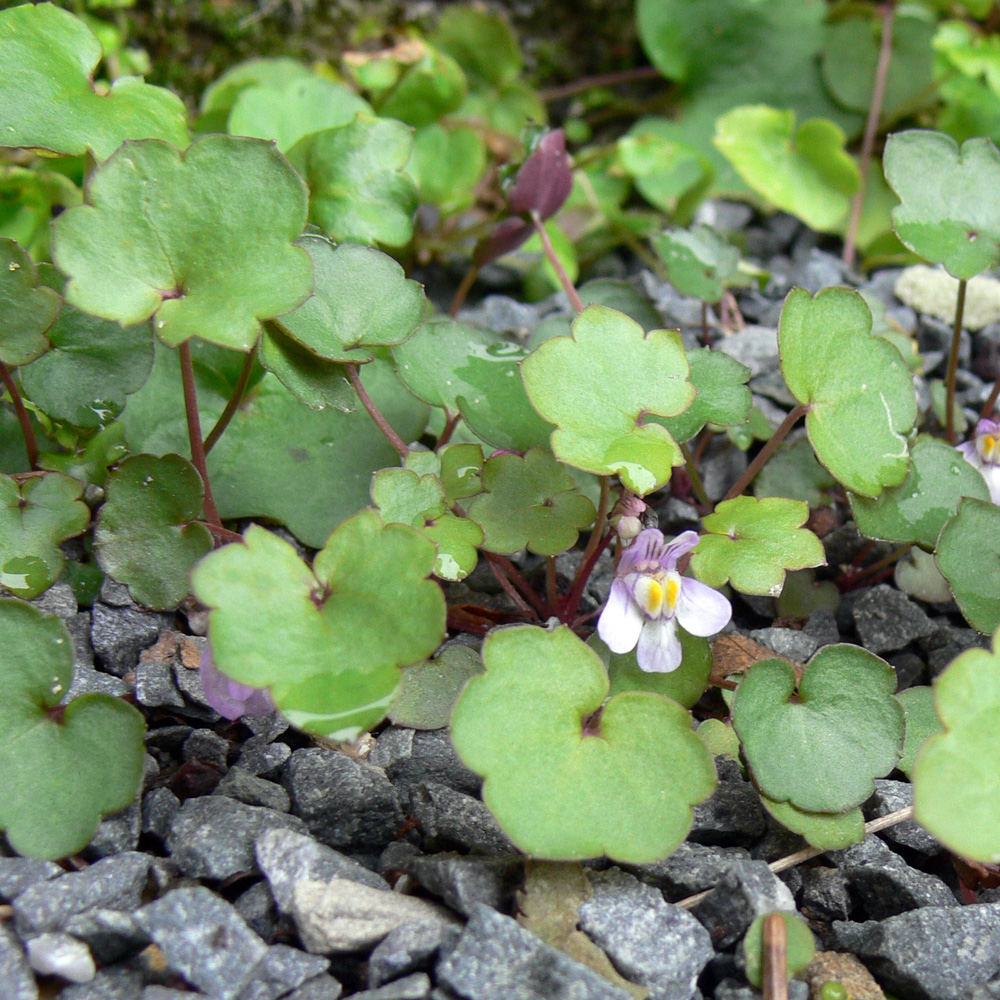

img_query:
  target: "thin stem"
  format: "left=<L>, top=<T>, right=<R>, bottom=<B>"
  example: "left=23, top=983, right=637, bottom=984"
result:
left=546, top=556, right=558, bottom=617
left=449, top=265, right=479, bottom=317
left=483, top=552, right=536, bottom=618
left=841, top=541, right=914, bottom=589
left=178, top=341, right=222, bottom=530
left=538, top=65, right=661, bottom=102
left=530, top=211, right=584, bottom=313
left=490, top=552, right=548, bottom=618
left=0, top=360, right=39, bottom=469
left=843, top=2, right=896, bottom=269
left=437, top=411, right=462, bottom=449
left=762, top=914, right=788, bottom=1000
left=346, top=363, right=408, bottom=459
left=201, top=522, right=244, bottom=545
left=563, top=476, right=611, bottom=617
left=945, top=278, right=968, bottom=445
left=722, top=404, right=809, bottom=502
left=681, top=441, right=712, bottom=509
left=980, top=373, right=1000, bottom=422
left=204, top=343, right=257, bottom=455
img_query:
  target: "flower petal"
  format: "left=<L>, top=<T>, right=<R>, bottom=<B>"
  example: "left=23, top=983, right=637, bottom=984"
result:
left=675, top=577, right=732, bottom=637
left=660, top=529, right=701, bottom=569
left=617, top=527, right=665, bottom=574
left=597, top=580, right=644, bottom=654
left=983, top=464, right=1000, bottom=505
left=636, top=617, right=682, bottom=672
left=201, top=648, right=276, bottom=720
left=957, top=441, right=980, bottom=464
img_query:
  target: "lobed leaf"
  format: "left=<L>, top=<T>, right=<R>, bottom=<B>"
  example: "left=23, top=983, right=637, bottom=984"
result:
left=651, top=225, right=743, bottom=303
left=897, top=685, right=942, bottom=778
left=935, top=497, right=1000, bottom=634
left=758, top=795, right=864, bottom=851
left=0, top=239, right=60, bottom=368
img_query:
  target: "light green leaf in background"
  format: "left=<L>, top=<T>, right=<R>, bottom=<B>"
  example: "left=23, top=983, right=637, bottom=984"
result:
left=0, top=238, right=60, bottom=368
left=651, top=225, right=744, bottom=303
left=388, top=644, right=484, bottom=730
left=753, top=438, right=837, bottom=508
left=759, top=795, right=865, bottom=851
left=935, top=497, right=1000, bottom=634
left=897, top=685, right=942, bottom=778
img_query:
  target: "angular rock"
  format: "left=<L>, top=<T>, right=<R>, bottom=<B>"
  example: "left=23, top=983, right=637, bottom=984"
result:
left=690, top=759, right=767, bottom=846
left=239, top=736, right=292, bottom=779
left=368, top=921, right=461, bottom=989
left=851, top=585, right=936, bottom=654
left=690, top=859, right=796, bottom=949
left=63, top=907, right=149, bottom=964
left=290, top=878, right=458, bottom=954
left=142, top=988, right=209, bottom=1000
left=283, top=748, right=402, bottom=851
left=255, top=827, right=388, bottom=912
left=749, top=627, right=819, bottom=662
left=578, top=868, right=713, bottom=1000
left=713, top=979, right=809, bottom=1000
left=0, top=857, right=63, bottom=902
left=61, top=966, right=144, bottom=1000
left=437, top=903, right=632, bottom=1000
left=622, top=842, right=752, bottom=900
left=66, top=659, right=130, bottom=700
left=408, top=782, right=515, bottom=855
left=0, top=924, right=38, bottom=1000
left=216, top=767, right=291, bottom=812
left=235, top=881, right=281, bottom=943
left=236, top=943, right=330, bottom=1000
left=865, top=780, right=941, bottom=855
left=396, top=852, right=523, bottom=917
left=832, top=904, right=1000, bottom=1000
left=920, top=623, right=990, bottom=676
left=13, top=852, right=151, bottom=935
left=167, top=795, right=307, bottom=880
left=801, top=867, right=852, bottom=923
left=142, top=788, right=181, bottom=842
left=133, top=886, right=268, bottom=1000
left=282, top=973, right=344, bottom=1000
left=369, top=728, right=481, bottom=797
left=25, top=931, right=95, bottom=983
left=91, top=603, right=172, bottom=676
left=86, top=800, right=142, bottom=858
left=135, top=662, right=186, bottom=709
left=349, top=973, right=432, bottom=1000
left=183, top=728, right=230, bottom=770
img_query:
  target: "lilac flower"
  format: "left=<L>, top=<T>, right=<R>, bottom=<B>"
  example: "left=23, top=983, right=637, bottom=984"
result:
left=958, top=417, right=1000, bottom=504
left=200, top=647, right=275, bottom=720
left=597, top=528, right=732, bottom=673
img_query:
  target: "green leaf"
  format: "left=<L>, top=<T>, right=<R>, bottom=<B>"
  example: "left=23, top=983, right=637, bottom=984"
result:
left=651, top=225, right=743, bottom=303
left=466, top=448, right=596, bottom=556
left=589, top=631, right=711, bottom=710
left=0, top=239, right=60, bottom=368
left=38, top=422, right=129, bottom=490
left=371, top=467, right=446, bottom=526
left=935, top=497, right=1000, bottom=634
left=884, top=130, right=1000, bottom=279
left=393, top=317, right=554, bottom=451
left=779, top=287, right=916, bottom=497
left=228, top=75, right=371, bottom=153
left=732, top=645, right=904, bottom=813
left=191, top=511, right=446, bottom=740
left=388, top=644, right=484, bottom=730
left=0, top=598, right=145, bottom=859
left=0, top=166, right=82, bottom=261
left=273, top=235, right=426, bottom=364
left=52, top=135, right=312, bottom=351
left=743, top=912, right=816, bottom=988
left=714, top=106, right=859, bottom=232
left=850, top=435, right=991, bottom=549
left=616, top=122, right=714, bottom=215
left=0, top=3, right=188, bottom=160
left=912, top=629, right=1000, bottom=862
left=258, top=326, right=355, bottom=412
left=821, top=11, right=936, bottom=119
left=753, top=438, right=837, bottom=508
left=521, top=305, right=694, bottom=495
left=439, top=443, right=484, bottom=504
left=654, top=348, right=751, bottom=445
left=408, top=124, right=486, bottom=214
left=287, top=117, right=418, bottom=247
left=422, top=513, right=483, bottom=581
left=376, top=44, right=467, bottom=128
left=431, top=6, right=523, bottom=87
left=199, top=58, right=313, bottom=133
left=697, top=718, right=741, bottom=763
left=776, top=569, right=839, bottom=619
left=692, top=496, right=825, bottom=598
left=94, top=454, right=212, bottom=610
left=759, top=795, right=865, bottom=850
left=897, top=685, right=942, bottom=778
left=451, top=624, right=717, bottom=862
left=0, top=473, right=89, bottom=599
left=18, top=304, right=153, bottom=428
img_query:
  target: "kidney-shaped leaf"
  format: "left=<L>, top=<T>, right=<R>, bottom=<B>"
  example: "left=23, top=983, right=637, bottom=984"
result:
left=758, top=795, right=865, bottom=851
left=935, top=497, right=1000, bottom=635
left=521, top=305, right=694, bottom=495
left=779, top=287, right=916, bottom=497
left=0, top=3, right=188, bottom=160
left=191, top=511, right=445, bottom=740
left=913, top=629, right=1000, bottom=862
left=53, top=135, right=312, bottom=351
left=743, top=912, right=816, bottom=989
left=691, top=496, right=825, bottom=597
left=897, top=685, right=942, bottom=778
left=94, top=454, right=213, bottom=610
left=732, top=645, right=904, bottom=814
left=0, top=473, right=89, bottom=599
left=450, top=624, right=717, bottom=862
left=651, top=225, right=743, bottom=304
left=0, top=239, right=60, bottom=368
left=884, top=130, right=1000, bottom=280
left=0, top=599, right=145, bottom=860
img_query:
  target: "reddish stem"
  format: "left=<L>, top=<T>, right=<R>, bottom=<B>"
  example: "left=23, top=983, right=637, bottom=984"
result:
left=0, top=360, right=39, bottom=469
left=538, top=65, right=661, bottom=102
left=449, top=265, right=479, bottom=317
left=204, top=343, right=256, bottom=455
left=346, top=363, right=409, bottom=459
left=979, top=374, right=1000, bottom=422
left=722, top=404, right=809, bottom=502
left=437, top=411, right=462, bottom=449
left=178, top=341, right=222, bottom=530
left=945, top=278, right=967, bottom=445
left=483, top=552, right=537, bottom=618
left=561, top=530, right=613, bottom=623
left=489, top=552, right=548, bottom=618
left=530, top=211, right=584, bottom=313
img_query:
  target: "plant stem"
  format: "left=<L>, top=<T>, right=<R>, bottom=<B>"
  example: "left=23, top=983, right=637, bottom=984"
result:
left=449, top=265, right=479, bottom=317
left=722, top=404, right=809, bottom=502
left=945, top=277, right=968, bottom=445
left=840, top=541, right=914, bottom=590
left=437, top=411, right=462, bottom=449
left=762, top=914, right=788, bottom=1000
left=530, top=211, right=584, bottom=313
left=546, top=556, right=558, bottom=616
left=0, top=360, right=39, bottom=469
left=204, top=342, right=257, bottom=455
left=538, top=65, right=662, bottom=102
left=346, top=363, right=409, bottom=459
left=492, top=552, right=548, bottom=617
left=201, top=522, right=244, bottom=545
left=563, top=475, right=611, bottom=614
left=680, top=441, right=712, bottom=509
left=178, top=341, right=222, bottom=530
left=980, top=372, right=1000, bottom=421
left=843, top=1, right=896, bottom=269
left=483, top=552, right=537, bottom=618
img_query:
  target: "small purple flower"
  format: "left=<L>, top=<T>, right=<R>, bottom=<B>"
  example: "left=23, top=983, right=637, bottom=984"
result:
left=597, top=528, right=732, bottom=673
left=200, top=647, right=275, bottom=721
left=958, top=417, right=1000, bottom=504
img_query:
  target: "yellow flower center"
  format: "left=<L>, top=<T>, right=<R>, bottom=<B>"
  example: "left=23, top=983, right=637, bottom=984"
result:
left=633, top=571, right=682, bottom=619
left=980, top=433, right=999, bottom=464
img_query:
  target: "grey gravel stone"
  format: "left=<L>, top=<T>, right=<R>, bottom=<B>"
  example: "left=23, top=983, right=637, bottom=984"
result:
left=167, top=795, right=308, bottom=880
left=865, top=779, right=942, bottom=855
left=142, top=989, right=208, bottom=1000
left=31, top=580, right=77, bottom=618
left=234, top=881, right=281, bottom=943
left=579, top=868, right=713, bottom=1000
left=749, top=627, right=819, bottom=662
left=920, top=622, right=991, bottom=676
left=13, top=852, right=151, bottom=935
left=66, top=659, right=130, bottom=700
left=408, top=782, right=516, bottom=855
left=690, top=759, right=767, bottom=846
left=242, top=711, right=289, bottom=742
left=396, top=852, right=522, bottom=917
left=255, top=827, right=388, bottom=912
left=142, top=787, right=181, bottom=842
left=368, top=921, right=461, bottom=989
left=183, top=728, right=230, bottom=770
left=437, top=903, right=632, bottom=1000
left=133, top=886, right=268, bottom=1000
left=0, top=924, right=38, bottom=1000
left=350, top=973, right=432, bottom=1000
left=62, top=967, right=143, bottom=1000
left=62, top=907, right=149, bottom=964
left=239, top=735, right=292, bottom=778
left=832, top=903, right=1000, bottom=1000
left=236, top=943, right=330, bottom=1000
left=715, top=325, right=779, bottom=379
left=25, top=930, right=95, bottom=982
left=621, top=842, right=752, bottom=900
left=712, top=979, right=808, bottom=1000
left=86, top=800, right=142, bottom=858
left=282, top=974, right=344, bottom=1000
left=91, top=603, right=172, bottom=675
left=801, top=867, right=852, bottom=922
left=283, top=748, right=402, bottom=850
left=690, top=859, right=796, bottom=949
left=173, top=656, right=221, bottom=717
left=0, top=857, right=63, bottom=902
left=851, top=585, right=937, bottom=654
left=135, top=661, right=186, bottom=709
left=369, top=728, right=481, bottom=797
left=216, top=767, right=291, bottom=812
